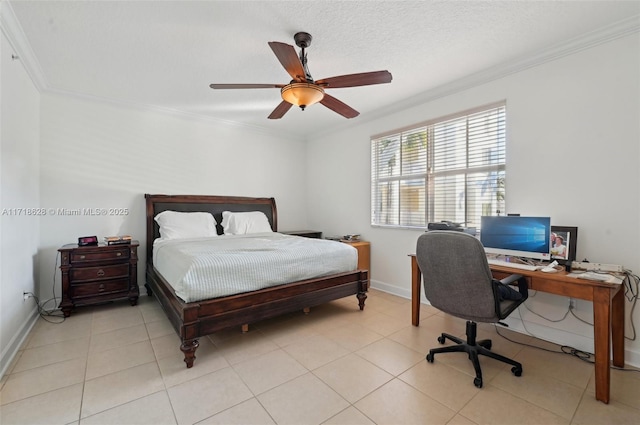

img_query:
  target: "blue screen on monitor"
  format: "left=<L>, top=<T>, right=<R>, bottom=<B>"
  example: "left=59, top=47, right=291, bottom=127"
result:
left=480, top=216, right=551, bottom=260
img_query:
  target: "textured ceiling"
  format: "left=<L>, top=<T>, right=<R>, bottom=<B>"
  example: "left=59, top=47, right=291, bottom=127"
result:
left=6, top=1, right=640, bottom=139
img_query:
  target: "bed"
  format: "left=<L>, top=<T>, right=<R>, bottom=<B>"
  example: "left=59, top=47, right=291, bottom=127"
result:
left=144, top=194, right=369, bottom=368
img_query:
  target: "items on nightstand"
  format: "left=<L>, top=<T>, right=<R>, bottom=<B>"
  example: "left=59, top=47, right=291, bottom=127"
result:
left=78, top=235, right=98, bottom=246
left=104, top=235, right=132, bottom=245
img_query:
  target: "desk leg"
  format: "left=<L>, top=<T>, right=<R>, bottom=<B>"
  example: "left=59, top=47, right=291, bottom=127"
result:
left=612, top=287, right=625, bottom=368
left=593, top=287, right=611, bottom=404
left=411, top=256, right=421, bottom=326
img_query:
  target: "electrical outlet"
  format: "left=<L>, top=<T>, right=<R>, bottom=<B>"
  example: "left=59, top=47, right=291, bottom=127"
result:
left=571, top=262, right=624, bottom=273
left=23, top=292, right=31, bottom=302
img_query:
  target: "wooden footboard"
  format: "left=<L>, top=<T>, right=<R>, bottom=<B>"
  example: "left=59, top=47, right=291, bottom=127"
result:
left=146, top=265, right=368, bottom=367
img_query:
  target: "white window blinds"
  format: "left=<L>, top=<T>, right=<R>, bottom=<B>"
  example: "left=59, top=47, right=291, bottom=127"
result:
left=371, top=103, right=506, bottom=229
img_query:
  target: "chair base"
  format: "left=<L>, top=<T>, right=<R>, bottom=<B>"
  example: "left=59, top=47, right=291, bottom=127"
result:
left=426, top=320, right=522, bottom=388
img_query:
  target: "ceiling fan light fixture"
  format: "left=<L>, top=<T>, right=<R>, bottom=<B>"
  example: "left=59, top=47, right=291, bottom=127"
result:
left=281, top=82, right=325, bottom=110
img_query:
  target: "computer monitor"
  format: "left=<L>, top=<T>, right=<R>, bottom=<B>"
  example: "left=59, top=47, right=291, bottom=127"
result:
left=480, top=216, right=552, bottom=261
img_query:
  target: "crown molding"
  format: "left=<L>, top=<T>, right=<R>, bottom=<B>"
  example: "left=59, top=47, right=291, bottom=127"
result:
left=1, top=1, right=48, bottom=90
left=310, top=14, right=640, bottom=141
left=2, top=1, right=301, bottom=140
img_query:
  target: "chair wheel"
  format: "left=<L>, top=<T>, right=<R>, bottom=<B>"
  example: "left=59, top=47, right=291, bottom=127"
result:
left=426, top=353, right=434, bottom=363
left=437, top=335, right=446, bottom=344
left=474, top=377, right=483, bottom=388
left=511, top=366, right=522, bottom=377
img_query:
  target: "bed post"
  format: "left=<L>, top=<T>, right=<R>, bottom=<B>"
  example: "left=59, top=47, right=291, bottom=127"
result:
left=181, top=305, right=201, bottom=367
left=180, top=339, right=199, bottom=368
left=357, top=270, right=369, bottom=310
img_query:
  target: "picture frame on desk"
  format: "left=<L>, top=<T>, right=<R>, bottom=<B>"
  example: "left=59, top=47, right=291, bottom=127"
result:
left=551, top=225, right=578, bottom=265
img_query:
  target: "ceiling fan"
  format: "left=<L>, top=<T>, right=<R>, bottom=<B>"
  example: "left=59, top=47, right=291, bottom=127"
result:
left=209, top=32, right=392, bottom=119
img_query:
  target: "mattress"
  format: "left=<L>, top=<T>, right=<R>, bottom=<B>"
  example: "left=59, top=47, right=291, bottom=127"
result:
left=153, top=232, right=358, bottom=302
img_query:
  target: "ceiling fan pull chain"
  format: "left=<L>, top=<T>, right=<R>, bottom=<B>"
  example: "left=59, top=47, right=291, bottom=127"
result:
left=300, top=48, right=313, bottom=82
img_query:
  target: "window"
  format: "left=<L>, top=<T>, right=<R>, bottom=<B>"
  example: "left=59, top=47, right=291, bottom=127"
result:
left=371, top=102, right=506, bottom=229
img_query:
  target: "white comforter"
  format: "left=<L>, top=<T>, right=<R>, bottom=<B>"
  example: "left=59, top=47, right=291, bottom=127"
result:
left=153, top=232, right=358, bottom=302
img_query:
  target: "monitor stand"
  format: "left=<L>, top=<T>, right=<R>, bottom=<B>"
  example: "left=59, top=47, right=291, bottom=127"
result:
left=486, top=254, right=540, bottom=267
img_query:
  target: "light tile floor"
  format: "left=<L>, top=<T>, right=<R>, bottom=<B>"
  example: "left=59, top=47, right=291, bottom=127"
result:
left=1, top=289, right=639, bottom=424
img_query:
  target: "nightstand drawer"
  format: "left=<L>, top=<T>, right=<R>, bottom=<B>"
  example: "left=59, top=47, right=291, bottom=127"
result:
left=70, top=247, right=130, bottom=263
left=71, top=278, right=129, bottom=298
left=70, top=264, right=129, bottom=282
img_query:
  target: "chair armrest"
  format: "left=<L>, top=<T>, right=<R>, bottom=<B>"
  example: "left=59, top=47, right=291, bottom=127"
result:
left=493, top=274, right=529, bottom=320
left=515, top=275, right=529, bottom=301
left=499, top=274, right=523, bottom=286
left=498, top=274, right=529, bottom=302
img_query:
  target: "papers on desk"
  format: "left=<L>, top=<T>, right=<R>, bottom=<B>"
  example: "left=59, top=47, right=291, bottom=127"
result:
left=568, top=271, right=624, bottom=284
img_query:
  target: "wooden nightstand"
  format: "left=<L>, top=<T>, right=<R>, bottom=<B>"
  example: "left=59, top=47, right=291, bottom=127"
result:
left=280, top=230, right=323, bottom=238
left=58, top=242, right=139, bottom=317
left=341, top=240, right=370, bottom=287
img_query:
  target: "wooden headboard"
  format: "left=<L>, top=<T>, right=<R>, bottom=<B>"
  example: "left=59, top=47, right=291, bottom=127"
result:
left=144, top=194, right=278, bottom=264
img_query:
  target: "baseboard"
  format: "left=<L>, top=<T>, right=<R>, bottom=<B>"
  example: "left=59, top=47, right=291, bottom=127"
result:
left=499, top=314, right=640, bottom=369
left=370, top=279, right=414, bottom=300
left=0, top=307, right=39, bottom=379
left=623, top=346, right=640, bottom=369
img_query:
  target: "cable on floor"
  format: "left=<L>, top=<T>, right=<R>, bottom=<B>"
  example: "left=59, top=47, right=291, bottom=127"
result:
left=24, top=251, right=66, bottom=324
left=493, top=290, right=640, bottom=374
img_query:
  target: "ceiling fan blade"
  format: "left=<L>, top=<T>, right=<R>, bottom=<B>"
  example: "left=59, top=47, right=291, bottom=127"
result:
left=316, top=70, right=392, bottom=88
left=268, top=42, right=306, bottom=81
left=268, top=101, right=293, bottom=119
left=210, top=83, right=284, bottom=89
left=320, top=94, right=359, bottom=119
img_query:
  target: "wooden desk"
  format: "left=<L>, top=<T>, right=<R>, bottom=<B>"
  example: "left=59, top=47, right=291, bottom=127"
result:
left=409, top=254, right=625, bottom=404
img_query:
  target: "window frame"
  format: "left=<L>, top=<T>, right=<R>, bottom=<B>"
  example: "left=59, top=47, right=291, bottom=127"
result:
left=371, top=101, right=506, bottom=230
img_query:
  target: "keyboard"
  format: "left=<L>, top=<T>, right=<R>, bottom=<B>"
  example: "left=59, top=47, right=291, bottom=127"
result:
left=487, top=258, right=541, bottom=271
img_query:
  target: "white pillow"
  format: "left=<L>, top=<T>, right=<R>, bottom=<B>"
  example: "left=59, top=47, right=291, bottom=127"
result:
left=154, top=211, right=218, bottom=240
left=221, top=211, right=273, bottom=235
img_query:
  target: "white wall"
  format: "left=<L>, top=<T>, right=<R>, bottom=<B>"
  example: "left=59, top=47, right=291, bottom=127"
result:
left=0, top=28, right=41, bottom=376
left=37, top=94, right=310, bottom=299
left=307, top=34, right=640, bottom=364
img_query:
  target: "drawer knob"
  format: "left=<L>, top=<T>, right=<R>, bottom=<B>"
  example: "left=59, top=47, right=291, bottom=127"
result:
left=80, top=255, right=86, bottom=260
left=99, top=284, right=105, bottom=292
left=97, top=269, right=105, bottom=277
left=116, top=252, right=122, bottom=256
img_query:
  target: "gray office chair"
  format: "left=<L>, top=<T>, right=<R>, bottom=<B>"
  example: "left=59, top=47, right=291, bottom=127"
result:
left=416, top=230, right=529, bottom=388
